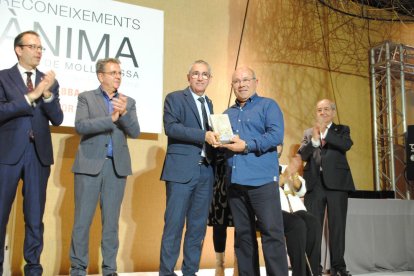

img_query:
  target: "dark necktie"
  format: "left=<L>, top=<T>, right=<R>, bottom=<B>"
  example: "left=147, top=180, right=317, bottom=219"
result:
left=198, top=97, right=213, bottom=163
left=316, top=137, right=326, bottom=169
left=25, top=72, right=34, bottom=92
left=25, top=72, right=35, bottom=140
left=197, top=97, right=210, bottom=131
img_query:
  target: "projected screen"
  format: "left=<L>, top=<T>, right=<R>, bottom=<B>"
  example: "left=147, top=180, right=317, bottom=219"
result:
left=0, top=0, right=164, bottom=133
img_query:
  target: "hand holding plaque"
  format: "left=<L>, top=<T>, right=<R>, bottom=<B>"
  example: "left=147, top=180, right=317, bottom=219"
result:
left=209, top=114, right=235, bottom=144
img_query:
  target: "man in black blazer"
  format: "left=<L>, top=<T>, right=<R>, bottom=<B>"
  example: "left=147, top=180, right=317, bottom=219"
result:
left=299, top=99, right=355, bottom=276
left=159, top=60, right=219, bottom=276
left=0, top=30, right=63, bottom=275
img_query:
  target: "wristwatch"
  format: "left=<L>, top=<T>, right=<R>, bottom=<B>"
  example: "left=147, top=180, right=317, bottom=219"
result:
left=243, top=142, right=249, bottom=154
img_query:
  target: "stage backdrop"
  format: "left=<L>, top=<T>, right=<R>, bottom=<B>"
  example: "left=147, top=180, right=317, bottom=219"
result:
left=0, top=0, right=164, bottom=133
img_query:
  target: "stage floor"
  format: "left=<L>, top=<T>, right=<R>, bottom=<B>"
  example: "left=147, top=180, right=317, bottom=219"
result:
left=85, top=268, right=414, bottom=276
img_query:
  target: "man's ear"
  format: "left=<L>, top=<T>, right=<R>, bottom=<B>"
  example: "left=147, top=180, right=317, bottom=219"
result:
left=97, top=73, right=104, bottom=83
left=15, top=47, right=22, bottom=58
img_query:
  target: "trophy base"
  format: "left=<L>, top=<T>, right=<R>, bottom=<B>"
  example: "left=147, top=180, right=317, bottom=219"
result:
left=219, top=135, right=235, bottom=144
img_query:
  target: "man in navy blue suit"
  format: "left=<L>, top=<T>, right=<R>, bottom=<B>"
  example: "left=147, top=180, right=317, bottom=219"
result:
left=159, top=60, right=219, bottom=276
left=0, top=30, right=63, bottom=275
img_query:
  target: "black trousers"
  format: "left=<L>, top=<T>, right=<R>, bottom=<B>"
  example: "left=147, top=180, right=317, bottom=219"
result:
left=304, top=174, right=349, bottom=272
left=228, top=182, right=288, bottom=276
left=283, top=210, right=322, bottom=276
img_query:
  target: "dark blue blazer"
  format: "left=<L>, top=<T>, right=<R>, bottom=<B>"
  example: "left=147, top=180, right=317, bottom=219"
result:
left=0, top=64, right=63, bottom=166
left=161, top=87, right=213, bottom=183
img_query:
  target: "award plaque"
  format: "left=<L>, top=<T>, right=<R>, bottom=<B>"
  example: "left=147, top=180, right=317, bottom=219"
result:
left=209, top=114, right=235, bottom=144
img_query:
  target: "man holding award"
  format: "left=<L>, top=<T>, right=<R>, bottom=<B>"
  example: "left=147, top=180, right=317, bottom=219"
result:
left=219, top=66, right=288, bottom=276
left=159, top=60, right=219, bottom=276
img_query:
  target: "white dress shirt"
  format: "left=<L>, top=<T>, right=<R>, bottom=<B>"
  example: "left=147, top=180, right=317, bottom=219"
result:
left=278, top=165, right=307, bottom=213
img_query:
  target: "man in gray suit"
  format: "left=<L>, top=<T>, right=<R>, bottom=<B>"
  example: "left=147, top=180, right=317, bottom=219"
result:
left=159, top=60, right=219, bottom=276
left=70, top=58, right=140, bottom=276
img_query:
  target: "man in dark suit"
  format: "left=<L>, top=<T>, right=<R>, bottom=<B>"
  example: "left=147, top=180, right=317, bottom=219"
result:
left=69, top=58, right=140, bottom=276
left=299, top=99, right=355, bottom=276
left=0, top=30, right=64, bottom=275
left=159, top=60, right=219, bottom=276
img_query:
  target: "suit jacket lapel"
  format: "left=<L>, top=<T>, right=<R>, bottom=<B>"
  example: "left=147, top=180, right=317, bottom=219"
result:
left=35, top=69, right=43, bottom=86
left=322, top=122, right=336, bottom=148
left=330, top=122, right=339, bottom=133
left=94, top=89, right=108, bottom=115
left=184, top=87, right=203, bottom=129
left=9, top=64, right=28, bottom=96
left=205, top=95, right=214, bottom=114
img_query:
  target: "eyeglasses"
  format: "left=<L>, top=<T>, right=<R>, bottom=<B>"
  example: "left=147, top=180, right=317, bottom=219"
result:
left=19, top=44, right=45, bottom=52
left=231, top=78, right=256, bottom=86
left=101, top=71, right=122, bottom=77
left=190, top=71, right=211, bottom=80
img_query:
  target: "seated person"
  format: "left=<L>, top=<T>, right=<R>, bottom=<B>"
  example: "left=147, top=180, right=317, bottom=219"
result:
left=278, top=144, right=322, bottom=276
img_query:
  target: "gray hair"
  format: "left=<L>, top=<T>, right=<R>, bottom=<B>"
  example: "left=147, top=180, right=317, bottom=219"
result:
left=188, top=60, right=211, bottom=75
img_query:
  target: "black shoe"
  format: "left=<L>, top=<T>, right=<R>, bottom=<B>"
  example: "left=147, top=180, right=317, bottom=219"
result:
left=105, top=273, right=118, bottom=276
left=331, top=268, right=352, bottom=276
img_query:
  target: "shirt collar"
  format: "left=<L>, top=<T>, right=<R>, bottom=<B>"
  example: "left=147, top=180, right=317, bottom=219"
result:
left=100, top=86, right=118, bottom=100
left=321, top=122, right=333, bottom=138
left=234, top=92, right=257, bottom=107
left=189, top=87, right=206, bottom=102
left=17, top=63, right=35, bottom=79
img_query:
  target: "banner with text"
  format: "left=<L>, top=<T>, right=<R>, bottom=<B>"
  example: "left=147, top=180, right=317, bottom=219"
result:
left=0, top=0, right=164, bottom=133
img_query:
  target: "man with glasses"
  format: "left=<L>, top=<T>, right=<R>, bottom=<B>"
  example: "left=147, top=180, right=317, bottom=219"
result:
left=220, top=66, right=288, bottom=276
left=159, top=60, right=219, bottom=276
left=0, top=30, right=63, bottom=275
left=299, top=99, right=354, bottom=276
left=69, top=58, right=140, bottom=276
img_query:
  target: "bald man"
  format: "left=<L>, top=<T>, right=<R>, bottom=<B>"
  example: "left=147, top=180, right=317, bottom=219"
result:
left=220, top=66, right=287, bottom=276
left=299, top=99, right=355, bottom=276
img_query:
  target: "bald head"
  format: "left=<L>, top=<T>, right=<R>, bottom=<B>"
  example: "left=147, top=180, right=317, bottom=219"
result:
left=231, top=66, right=258, bottom=106
left=316, top=99, right=336, bottom=111
left=232, top=66, right=256, bottom=79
